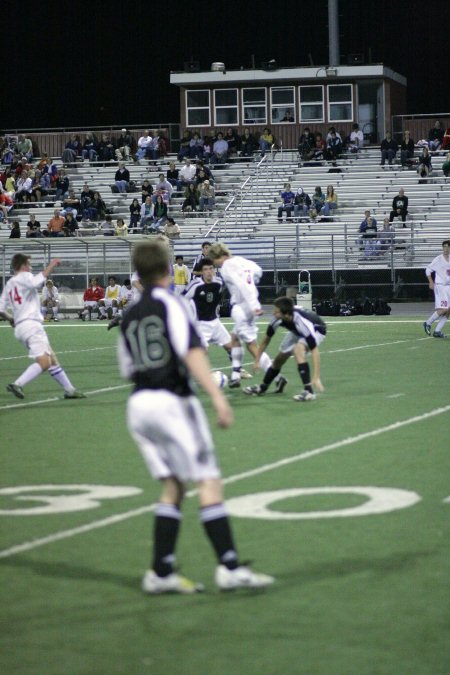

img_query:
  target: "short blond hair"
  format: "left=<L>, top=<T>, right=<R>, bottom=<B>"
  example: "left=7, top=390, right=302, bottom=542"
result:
left=208, top=242, right=231, bottom=260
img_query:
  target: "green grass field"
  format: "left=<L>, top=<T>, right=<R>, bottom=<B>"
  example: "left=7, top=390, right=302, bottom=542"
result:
left=0, top=315, right=449, bottom=675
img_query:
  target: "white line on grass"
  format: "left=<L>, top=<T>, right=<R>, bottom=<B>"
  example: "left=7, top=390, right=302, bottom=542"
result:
left=0, top=384, right=129, bottom=411
left=1, top=403, right=449, bottom=559
left=0, top=346, right=115, bottom=362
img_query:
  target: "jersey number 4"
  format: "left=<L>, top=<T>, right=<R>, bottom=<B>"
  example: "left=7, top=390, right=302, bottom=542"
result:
left=9, top=286, right=22, bottom=305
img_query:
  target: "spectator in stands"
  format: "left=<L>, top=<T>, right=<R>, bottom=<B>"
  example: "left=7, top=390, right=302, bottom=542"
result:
left=376, top=218, right=395, bottom=255
left=17, top=134, right=33, bottom=160
left=36, top=153, right=50, bottom=172
left=380, top=131, right=398, bottom=166
left=147, top=132, right=161, bottom=161
left=428, top=121, right=444, bottom=151
left=224, top=128, right=239, bottom=157
left=297, top=128, right=316, bottom=161
left=326, top=126, right=343, bottom=143
left=153, top=194, right=168, bottom=230
left=202, top=136, right=212, bottom=164
left=115, top=217, right=128, bottom=236
left=141, top=179, right=153, bottom=203
left=442, top=127, right=450, bottom=152
left=196, top=160, right=214, bottom=183
left=240, top=128, right=258, bottom=157
left=80, top=183, right=95, bottom=219
left=167, top=161, right=181, bottom=192
left=79, top=278, right=104, bottom=320
left=47, top=209, right=65, bottom=237
left=293, top=187, right=312, bottom=222
left=30, top=170, right=48, bottom=202
left=9, top=221, right=21, bottom=238
left=417, top=146, right=432, bottom=182
left=15, top=171, right=33, bottom=202
left=324, top=130, right=343, bottom=161
left=182, top=182, right=199, bottom=213
left=26, top=214, right=41, bottom=236
left=90, top=192, right=107, bottom=221
left=400, top=130, right=415, bottom=167
left=347, top=123, right=364, bottom=153
left=42, top=156, right=58, bottom=185
left=129, top=198, right=141, bottom=231
left=442, top=151, right=450, bottom=177
left=179, top=158, right=197, bottom=189
left=1, top=137, right=15, bottom=164
left=178, top=130, right=192, bottom=161
left=198, top=180, right=215, bottom=212
left=320, top=185, right=338, bottom=219
left=140, top=196, right=155, bottom=231
left=154, top=173, right=173, bottom=201
left=357, top=212, right=378, bottom=255
left=211, top=132, right=229, bottom=165
left=62, top=134, right=82, bottom=163
left=62, top=189, right=80, bottom=218
left=277, top=183, right=295, bottom=222
left=389, top=188, right=408, bottom=226
left=0, top=189, right=14, bottom=224
left=136, top=130, right=152, bottom=160
left=63, top=212, right=79, bottom=237
left=312, top=133, right=326, bottom=161
left=259, top=128, right=274, bottom=156
left=82, top=133, right=99, bottom=161
left=163, top=217, right=181, bottom=239
left=282, top=110, right=294, bottom=122
left=41, top=280, right=60, bottom=322
left=196, top=168, right=210, bottom=187
left=189, top=132, right=204, bottom=160
left=99, top=214, right=114, bottom=236
left=114, top=162, right=130, bottom=193
left=98, top=134, right=116, bottom=162
left=55, top=170, right=69, bottom=201
left=311, top=186, right=325, bottom=219
left=115, top=129, right=134, bottom=161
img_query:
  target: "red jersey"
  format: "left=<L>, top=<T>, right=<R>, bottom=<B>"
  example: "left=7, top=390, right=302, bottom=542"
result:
left=83, top=286, right=104, bottom=302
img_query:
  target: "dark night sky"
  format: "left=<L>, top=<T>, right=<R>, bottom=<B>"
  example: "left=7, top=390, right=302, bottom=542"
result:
left=3, top=0, right=449, bottom=131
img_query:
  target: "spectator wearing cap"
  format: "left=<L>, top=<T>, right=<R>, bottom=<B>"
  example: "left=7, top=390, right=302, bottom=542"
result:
left=198, top=180, right=215, bottom=212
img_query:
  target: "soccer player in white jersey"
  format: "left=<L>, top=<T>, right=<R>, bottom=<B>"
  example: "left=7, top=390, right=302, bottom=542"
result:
left=423, top=239, right=450, bottom=338
left=208, top=242, right=286, bottom=390
left=117, top=239, right=274, bottom=593
left=41, top=279, right=60, bottom=322
left=244, top=296, right=326, bottom=401
left=0, top=253, right=85, bottom=399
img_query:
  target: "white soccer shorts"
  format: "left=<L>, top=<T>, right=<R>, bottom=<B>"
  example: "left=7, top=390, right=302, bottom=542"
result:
left=279, top=330, right=326, bottom=354
left=127, top=390, right=221, bottom=483
left=199, top=319, right=231, bottom=348
left=231, top=304, right=258, bottom=343
left=434, top=284, right=450, bottom=310
left=15, top=321, right=53, bottom=359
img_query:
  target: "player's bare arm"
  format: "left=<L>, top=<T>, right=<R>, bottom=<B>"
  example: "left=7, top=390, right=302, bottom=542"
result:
left=43, top=259, right=62, bottom=278
left=184, top=347, right=234, bottom=428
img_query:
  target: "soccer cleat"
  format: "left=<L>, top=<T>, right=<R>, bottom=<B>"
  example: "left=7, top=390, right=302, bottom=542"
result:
left=293, top=390, right=316, bottom=402
left=64, top=390, right=86, bottom=399
left=107, top=315, right=122, bottom=331
left=142, top=570, right=205, bottom=595
left=239, top=369, right=253, bottom=379
left=228, top=378, right=241, bottom=389
left=243, top=384, right=265, bottom=396
left=432, top=330, right=447, bottom=338
left=274, top=375, right=288, bottom=394
left=6, top=383, right=25, bottom=399
left=215, top=565, right=275, bottom=590
left=53, top=317, right=59, bottom=322
left=423, top=321, right=431, bottom=336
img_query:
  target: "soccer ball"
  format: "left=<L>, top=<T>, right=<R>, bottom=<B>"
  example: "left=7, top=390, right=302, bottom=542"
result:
left=212, top=371, right=229, bottom=389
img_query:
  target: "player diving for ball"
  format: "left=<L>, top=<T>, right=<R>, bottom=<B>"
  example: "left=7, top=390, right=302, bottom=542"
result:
left=243, top=296, right=326, bottom=401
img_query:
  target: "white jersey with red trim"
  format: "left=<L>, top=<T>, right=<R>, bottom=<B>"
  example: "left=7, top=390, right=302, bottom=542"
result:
left=220, top=256, right=262, bottom=314
left=0, top=271, right=46, bottom=324
left=425, top=254, right=450, bottom=286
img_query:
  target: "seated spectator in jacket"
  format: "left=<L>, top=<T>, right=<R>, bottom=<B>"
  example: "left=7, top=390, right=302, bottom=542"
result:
left=167, top=161, right=181, bottom=191
left=15, top=170, right=33, bottom=202
left=240, top=129, right=258, bottom=157
left=147, top=133, right=160, bottom=161
left=62, top=134, right=82, bottom=163
left=389, top=188, right=408, bottom=226
left=17, top=134, right=33, bottom=160
left=178, top=130, right=192, bottom=161
left=41, top=280, right=60, bottom=321
left=347, top=123, right=364, bottom=153
left=98, top=134, right=116, bottom=162
left=442, top=127, right=450, bottom=151
left=179, top=158, right=197, bottom=188
left=326, top=126, right=342, bottom=143
left=380, top=131, right=398, bottom=166
left=47, top=209, right=65, bottom=236
left=399, top=130, right=415, bottom=167
left=129, top=197, right=141, bottom=231
left=189, top=133, right=204, bottom=160
left=80, top=183, right=95, bottom=217
left=311, top=186, right=325, bottom=219
left=115, top=217, right=128, bottom=236
left=325, top=131, right=343, bottom=161
left=136, top=130, right=152, bottom=160
left=277, top=183, right=295, bottom=222
left=182, top=183, right=199, bottom=213
left=293, top=188, right=311, bottom=221
left=140, top=196, right=155, bottom=231
left=26, top=214, right=42, bottom=237
left=417, top=146, right=432, bottom=181
left=154, top=173, right=173, bottom=201
left=79, top=278, right=104, bottom=320
left=115, top=129, right=134, bottom=161
left=152, top=194, right=168, bottom=230
left=202, top=137, right=212, bottom=164
left=9, top=221, right=21, bottom=238
left=99, top=214, right=115, bottom=236
left=224, top=128, right=239, bottom=156
left=195, top=160, right=214, bottom=183
left=42, top=157, right=58, bottom=185
left=114, top=163, right=130, bottom=193
left=428, top=121, right=444, bottom=151
left=211, top=132, right=229, bottom=164
left=163, top=217, right=181, bottom=239
left=442, top=151, right=450, bottom=177
left=55, top=170, right=70, bottom=200
left=297, top=128, right=315, bottom=161
left=320, top=185, right=338, bottom=218
left=62, top=189, right=80, bottom=218
left=357, top=214, right=378, bottom=255
left=259, top=128, right=274, bottom=156
left=63, top=211, right=79, bottom=237
left=90, top=192, right=106, bottom=221
left=141, top=179, right=153, bottom=202
left=376, top=218, right=395, bottom=255
left=82, top=133, right=99, bottom=161
left=312, top=133, right=326, bottom=160
left=198, top=180, right=215, bottom=212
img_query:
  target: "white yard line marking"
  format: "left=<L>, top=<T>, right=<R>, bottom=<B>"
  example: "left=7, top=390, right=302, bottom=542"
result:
left=387, top=393, right=405, bottom=399
left=0, top=346, right=114, bottom=362
left=1, top=403, right=449, bottom=560
left=0, top=384, right=129, bottom=411
left=323, top=337, right=429, bottom=354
